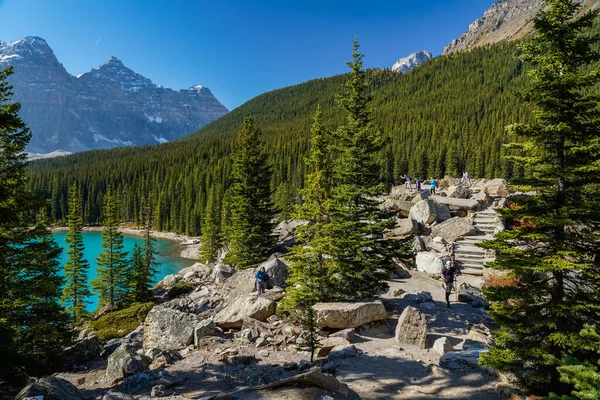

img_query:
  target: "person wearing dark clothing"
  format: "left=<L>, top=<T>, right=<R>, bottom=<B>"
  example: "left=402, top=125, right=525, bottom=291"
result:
left=442, top=258, right=461, bottom=307
left=255, top=267, right=268, bottom=295
left=415, top=177, right=421, bottom=192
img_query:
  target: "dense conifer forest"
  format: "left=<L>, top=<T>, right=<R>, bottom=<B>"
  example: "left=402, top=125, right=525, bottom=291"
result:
left=27, top=42, right=534, bottom=233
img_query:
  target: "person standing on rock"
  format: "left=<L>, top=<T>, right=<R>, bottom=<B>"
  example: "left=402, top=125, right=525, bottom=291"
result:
left=404, top=173, right=412, bottom=190
left=415, top=177, right=421, bottom=192
left=430, top=177, right=437, bottom=194
left=255, top=266, right=268, bottom=295
left=442, top=259, right=461, bottom=308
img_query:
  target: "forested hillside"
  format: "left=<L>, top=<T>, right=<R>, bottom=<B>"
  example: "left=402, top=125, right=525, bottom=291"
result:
left=27, top=42, right=532, bottom=234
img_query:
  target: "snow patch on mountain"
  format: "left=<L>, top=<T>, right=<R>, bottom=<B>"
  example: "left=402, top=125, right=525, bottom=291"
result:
left=391, top=50, right=433, bottom=74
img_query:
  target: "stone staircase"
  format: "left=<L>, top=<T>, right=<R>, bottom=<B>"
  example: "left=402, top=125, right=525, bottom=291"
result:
left=453, top=208, right=498, bottom=276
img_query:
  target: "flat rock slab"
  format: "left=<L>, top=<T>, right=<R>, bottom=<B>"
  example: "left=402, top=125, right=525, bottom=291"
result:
left=430, top=195, right=479, bottom=211
left=16, top=376, right=86, bottom=400
left=431, top=217, right=476, bottom=243
left=313, top=300, right=387, bottom=329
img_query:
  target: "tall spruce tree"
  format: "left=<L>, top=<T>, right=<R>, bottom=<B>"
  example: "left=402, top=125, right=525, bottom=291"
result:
left=327, top=38, right=408, bottom=299
left=480, top=0, right=600, bottom=395
left=92, top=187, right=129, bottom=307
left=199, top=188, right=222, bottom=263
left=0, top=65, right=70, bottom=383
left=62, top=184, right=91, bottom=323
left=129, top=199, right=158, bottom=302
left=227, top=117, right=275, bottom=268
left=281, top=106, right=337, bottom=309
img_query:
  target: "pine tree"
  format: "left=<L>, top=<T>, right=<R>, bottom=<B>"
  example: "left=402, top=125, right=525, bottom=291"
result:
left=199, top=188, right=222, bottom=263
left=297, top=306, right=322, bottom=363
left=281, top=106, right=336, bottom=310
left=128, top=200, right=158, bottom=302
left=480, top=1, right=600, bottom=394
left=227, top=117, right=275, bottom=268
left=0, top=65, right=71, bottom=383
left=92, top=187, right=129, bottom=307
left=62, top=184, right=91, bottom=323
left=327, top=38, right=409, bottom=299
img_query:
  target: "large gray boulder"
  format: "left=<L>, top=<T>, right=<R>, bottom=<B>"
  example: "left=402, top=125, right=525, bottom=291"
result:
left=105, top=343, right=151, bottom=384
left=430, top=195, right=479, bottom=211
left=387, top=217, right=418, bottom=238
left=431, top=217, right=476, bottom=243
left=143, top=306, right=199, bottom=351
left=415, top=252, right=444, bottom=275
left=222, top=268, right=255, bottom=295
left=64, top=334, right=103, bottom=366
left=274, top=219, right=309, bottom=241
left=213, top=293, right=277, bottom=329
left=211, top=262, right=235, bottom=283
left=194, top=318, right=219, bottom=345
left=312, top=300, right=387, bottom=329
left=433, top=336, right=454, bottom=355
left=446, top=184, right=471, bottom=199
left=458, top=283, right=489, bottom=308
left=395, top=306, right=427, bottom=348
left=16, top=376, right=86, bottom=400
left=409, top=200, right=438, bottom=224
left=440, top=349, right=492, bottom=374
left=484, top=178, right=509, bottom=197
left=255, top=257, right=289, bottom=288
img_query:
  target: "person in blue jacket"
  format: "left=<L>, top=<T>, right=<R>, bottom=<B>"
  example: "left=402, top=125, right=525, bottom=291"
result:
left=255, top=266, right=268, bottom=295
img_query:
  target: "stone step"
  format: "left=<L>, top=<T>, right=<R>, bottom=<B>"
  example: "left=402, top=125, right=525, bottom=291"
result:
left=461, top=268, right=484, bottom=276
left=457, top=261, right=485, bottom=268
left=474, top=219, right=496, bottom=224
left=454, top=245, right=485, bottom=254
left=455, top=254, right=484, bottom=261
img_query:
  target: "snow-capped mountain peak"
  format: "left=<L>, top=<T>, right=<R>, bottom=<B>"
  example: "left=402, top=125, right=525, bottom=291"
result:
left=391, top=50, right=433, bottom=74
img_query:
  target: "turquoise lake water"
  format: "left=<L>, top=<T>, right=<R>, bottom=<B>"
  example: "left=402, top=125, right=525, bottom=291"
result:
left=52, top=231, right=193, bottom=312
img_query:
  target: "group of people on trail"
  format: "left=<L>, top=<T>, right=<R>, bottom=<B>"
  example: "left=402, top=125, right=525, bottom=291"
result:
left=441, top=254, right=461, bottom=308
left=403, top=174, right=437, bottom=193
left=403, top=172, right=472, bottom=194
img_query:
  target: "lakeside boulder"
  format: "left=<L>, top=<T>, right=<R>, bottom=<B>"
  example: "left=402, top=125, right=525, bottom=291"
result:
left=386, top=217, right=418, bottom=238
left=484, top=178, right=509, bottom=197
left=105, top=343, right=151, bottom=384
left=213, top=293, right=277, bottom=329
left=312, top=300, right=387, bottom=329
left=143, top=306, right=199, bottom=351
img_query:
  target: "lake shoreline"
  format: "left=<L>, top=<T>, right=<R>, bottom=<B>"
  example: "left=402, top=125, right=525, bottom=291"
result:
left=51, top=226, right=201, bottom=260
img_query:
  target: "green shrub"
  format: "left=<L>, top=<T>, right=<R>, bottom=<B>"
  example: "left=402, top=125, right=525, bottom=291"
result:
left=89, top=302, right=153, bottom=341
left=167, top=282, right=195, bottom=299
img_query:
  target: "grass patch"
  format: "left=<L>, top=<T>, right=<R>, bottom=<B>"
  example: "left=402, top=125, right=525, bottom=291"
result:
left=89, top=302, right=154, bottom=341
left=167, top=281, right=195, bottom=299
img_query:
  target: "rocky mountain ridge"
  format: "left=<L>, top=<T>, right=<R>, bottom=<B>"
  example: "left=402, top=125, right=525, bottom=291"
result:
left=0, top=36, right=228, bottom=153
left=391, top=50, right=433, bottom=73
left=444, top=0, right=600, bottom=55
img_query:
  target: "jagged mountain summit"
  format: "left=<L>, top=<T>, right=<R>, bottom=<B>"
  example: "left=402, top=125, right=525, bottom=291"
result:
left=0, top=36, right=229, bottom=153
left=391, top=50, right=432, bottom=73
left=444, top=0, right=600, bottom=55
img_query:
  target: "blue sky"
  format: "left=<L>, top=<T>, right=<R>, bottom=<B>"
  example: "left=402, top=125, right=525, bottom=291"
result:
left=0, top=0, right=492, bottom=110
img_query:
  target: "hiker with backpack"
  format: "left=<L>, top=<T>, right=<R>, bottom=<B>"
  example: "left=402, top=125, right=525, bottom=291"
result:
left=255, top=266, right=269, bottom=295
left=441, top=255, right=461, bottom=308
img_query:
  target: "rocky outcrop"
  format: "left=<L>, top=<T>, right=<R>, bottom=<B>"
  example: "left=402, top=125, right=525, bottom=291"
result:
left=415, top=252, right=445, bottom=275
left=16, top=376, right=86, bottom=400
left=395, top=306, right=427, bottom=348
left=194, top=318, right=219, bottom=345
left=443, top=0, right=599, bottom=55
left=213, top=293, right=277, bottom=329
left=458, top=283, right=489, bottom=308
left=0, top=36, right=228, bottom=153
left=431, top=217, right=476, bottom=243
left=64, top=334, right=103, bottom=366
left=312, top=300, right=388, bottom=329
left=440, top=349, right=492, bottom=373
left=143, top=306, right=199, bottom=350
left=104, top=343, right=151, bottom=384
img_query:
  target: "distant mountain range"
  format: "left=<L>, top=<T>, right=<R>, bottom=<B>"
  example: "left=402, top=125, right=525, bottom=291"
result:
left=0, top=36, right=228, bottom=154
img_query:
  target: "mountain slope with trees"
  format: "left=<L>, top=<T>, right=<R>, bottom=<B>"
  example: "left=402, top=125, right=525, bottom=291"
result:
left=27, top=41, right=535, bottom=233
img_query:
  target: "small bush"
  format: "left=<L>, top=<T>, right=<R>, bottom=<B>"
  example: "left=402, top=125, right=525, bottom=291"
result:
left=167, top=281, right=195, bottom=299
left=89, top=302, right=153, bottom=341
